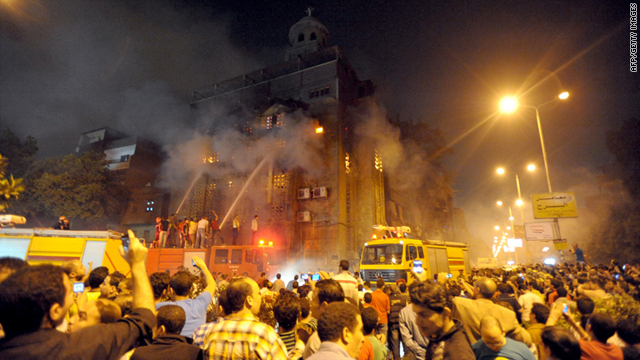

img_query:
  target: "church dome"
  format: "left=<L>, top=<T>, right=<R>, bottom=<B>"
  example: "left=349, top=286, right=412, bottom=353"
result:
left=288, top=15, right=330, bottom=47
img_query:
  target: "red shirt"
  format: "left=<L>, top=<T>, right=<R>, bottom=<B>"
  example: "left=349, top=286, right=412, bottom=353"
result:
left=370, top=289, right=390, bottom=324
left=358, top=336, right=374, bottom=360
left=210, top=219, right=220, bottom=231
left=579, top=340, right=623, bottom=360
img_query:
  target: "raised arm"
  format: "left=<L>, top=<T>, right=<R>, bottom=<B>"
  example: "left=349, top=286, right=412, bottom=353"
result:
left=193, top=256, right=217, bottom=296
left=120, top=230, right=155, bottom=313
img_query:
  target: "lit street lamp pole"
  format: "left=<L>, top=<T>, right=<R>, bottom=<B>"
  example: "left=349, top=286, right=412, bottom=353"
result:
left=499, top=92, right=569, bottom=256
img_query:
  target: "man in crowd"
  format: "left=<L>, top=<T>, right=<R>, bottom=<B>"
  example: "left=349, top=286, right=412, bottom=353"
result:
left=0, top=230, right=156, bottom=359
left=453, top=277, right=532, bottom=346
left=273, top=273, right=286, bottom=293
left=409, top=278, right=475, bottom=359
left=369, top=278, right=390, bottom=344
left=0, top=257, right=27, bottom=283
left=273, top=291, right=303, bottom=357
left=528, top=303, right=550, bottom=360
left=69, top=298, right=123, bottom=332
left=303, top=279, right=346, bottom=359
left=130, top=305, right=203, bottom=360
left=195, top=216, right=209, bottom=249
left=188, top=217, right=198, bottom=248
left=150, top=271, right=171, bottom=304
left=547, top=302, right=623, bottom=360
left=156, top=257, right=216, bottom=338
left=570, top=243, right=586, bottom=264
left=203, top=277, right=288, bottom=359
left=332, top=260, right=359, bottom=304
left=540, top=326, right=582, bottom=360
left=388, top=284, right=407, bottom=360
left=361, top=307, right=387, bottom=360
left=577, top=277, right=610, bottom=300
left=307, top=302, right=364, bottom=360
left=518, top=282, right=543, bottom=324
left=251, top=215, right=258, bottom=245
left=86, top=266, right=110, bottom=301
left=399, top=296, right=429, bottom=360
left=472, top=316, right=536, bottom=360
left=210, top=211, right=222, bottom=245
left=61, top=259, right=89, bottom=283
left=232, top=215, right=240, bottom=245
left=100, top=271, right=126, bottom=300
left=287, top=275, right=299, bottom=291
left=160, top=217, right=170, bottom=248
left=496, top=283, right=522, bottom=323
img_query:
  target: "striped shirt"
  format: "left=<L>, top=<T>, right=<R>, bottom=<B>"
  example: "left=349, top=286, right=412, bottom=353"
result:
left=204, top=313, right=288, bottom=360
left=279, top=330, right=296, bottom=353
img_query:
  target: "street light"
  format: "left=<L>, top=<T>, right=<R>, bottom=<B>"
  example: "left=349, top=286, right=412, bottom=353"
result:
left=499, top=92, right=569, bottom=193
left=500, top=92, right=570, bottom=263
left=494, top=225, right=500, bottom=230
left=499, top=96, right=519, bottom=113
left=496, top=165, right=535, bottom=222
left=497, top=200, right=503, bottom=206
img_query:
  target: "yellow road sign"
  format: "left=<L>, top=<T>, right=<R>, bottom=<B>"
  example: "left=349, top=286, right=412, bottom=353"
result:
left=531, top=192, right=578, bottom=219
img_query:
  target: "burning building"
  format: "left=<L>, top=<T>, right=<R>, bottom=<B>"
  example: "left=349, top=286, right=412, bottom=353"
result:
left=182, top=12, right=455, bottom=269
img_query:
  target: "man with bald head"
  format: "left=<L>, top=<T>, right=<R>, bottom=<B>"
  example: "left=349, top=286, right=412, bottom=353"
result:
left=61, top=259, right=87, bottom=282
left=472, top=316, right=536, bottom=360
left=203, top=277, right=288, bottom=359
left=452, top=277, right=532, bottom=346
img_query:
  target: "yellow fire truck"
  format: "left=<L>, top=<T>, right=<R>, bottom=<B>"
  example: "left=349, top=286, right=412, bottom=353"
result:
left=0, top=224, right=130, bottom=275
left=359, top=225, right=470, bottom=286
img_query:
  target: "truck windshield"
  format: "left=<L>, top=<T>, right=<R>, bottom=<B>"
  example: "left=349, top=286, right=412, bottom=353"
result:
left=361, top=244, right=403, bottom=265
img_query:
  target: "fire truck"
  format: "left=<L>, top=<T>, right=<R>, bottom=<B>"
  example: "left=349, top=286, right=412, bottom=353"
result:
left=360, top=225, right=470, bottom=286
left=0, top=220, right=130, bottom=274
left=0, top=215, right=284, bottom=279
left=146, top=241, right=285, bottom=278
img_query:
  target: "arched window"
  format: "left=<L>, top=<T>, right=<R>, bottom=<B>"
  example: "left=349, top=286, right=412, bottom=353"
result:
left=298, top=33, right=304, bottom=42
left=310, top=32, right=317, bottom=41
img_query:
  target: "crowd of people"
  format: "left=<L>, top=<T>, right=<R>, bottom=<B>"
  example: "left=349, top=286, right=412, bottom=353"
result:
left=152, top=212, right=249, bottom=249
left=0, top=233, right=639, bottom=360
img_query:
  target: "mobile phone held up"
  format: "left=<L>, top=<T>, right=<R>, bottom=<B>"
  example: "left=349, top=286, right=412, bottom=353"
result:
left=412, top=260, right=424, bottom=274
left=121, top=235, right=130, bottom=253
left=301, top=273, right=309, bottom=281
left=447, top=273, right=453, bottom=278
left=312, top=273, right=321, bottom=281
left=73, top=282, right=85, bottom=293
left=563, top=304, right=569, bottom=314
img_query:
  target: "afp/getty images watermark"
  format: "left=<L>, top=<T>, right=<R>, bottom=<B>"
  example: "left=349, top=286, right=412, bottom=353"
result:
left=632, top=3, right=638, bottom=72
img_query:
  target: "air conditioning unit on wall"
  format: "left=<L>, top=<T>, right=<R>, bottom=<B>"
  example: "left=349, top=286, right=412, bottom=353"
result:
left=297, top=211, right=311, bottom=222
left=297, top=188, right=310, bottom=199
left=312, top=187, right=327, bottom=198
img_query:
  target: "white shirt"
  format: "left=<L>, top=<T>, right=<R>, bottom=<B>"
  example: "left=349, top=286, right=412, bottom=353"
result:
left=252, top=218, right=258, bottom=232
left=197, top=219, right=209, bottom=229
left=518, top=291, right=543, bottom=322
left=332, top=271, right=359, bottom=304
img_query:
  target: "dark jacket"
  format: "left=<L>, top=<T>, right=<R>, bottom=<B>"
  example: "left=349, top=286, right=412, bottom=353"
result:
left=0, top=308, right=155, bottom=360
left=130, top=334, right=203, bottom=360
left=389, top=293, right=408, bottom=328
left=497, top=294, right=522, bottom=323
left=425, top=319, right=475, bottom=360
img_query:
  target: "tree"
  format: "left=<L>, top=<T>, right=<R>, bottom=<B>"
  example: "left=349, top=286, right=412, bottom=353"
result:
left=0, top=128, right=38, bottom=178
left=584, top=117, right=640, bottom=264
left=0, top=154, right=24, bottom=212
left=17, top=151, right=130, bottom=227
left=606, top=117, right=640, bottom=199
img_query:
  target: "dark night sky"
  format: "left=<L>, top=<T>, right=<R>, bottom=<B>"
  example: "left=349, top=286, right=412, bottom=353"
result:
left=1, top=0, right=638, bottom=244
